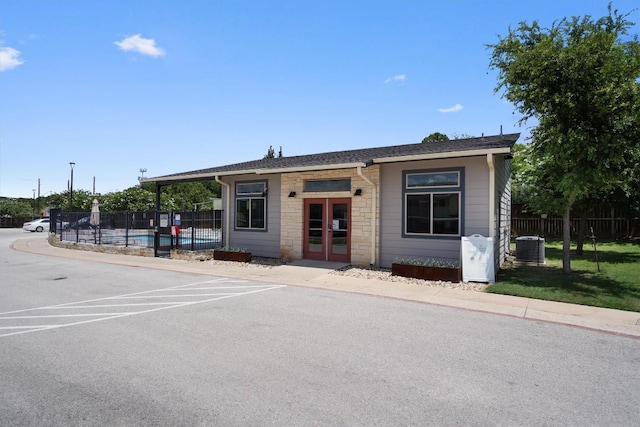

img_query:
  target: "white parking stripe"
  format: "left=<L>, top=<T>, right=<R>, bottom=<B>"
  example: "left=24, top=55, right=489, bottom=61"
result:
left=0, top=326, right=57, bottom=330
left=44, top=303, right=181, bottom=309
left=1, top=279, right=286, bottom=338
left=0, top=313, right=130, bottom=319
left=176, top=286, right=283, bottom=290
left=117, top=293, right=241, bottom=298
left=0, top=278, right=245, bottom=316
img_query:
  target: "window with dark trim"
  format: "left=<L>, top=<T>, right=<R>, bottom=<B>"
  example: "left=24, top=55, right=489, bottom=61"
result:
left=403, top=168, right=463, bottom=237
left=235, top=181, right=267, bottom=230
left=304, top=179, right=351, bottom=192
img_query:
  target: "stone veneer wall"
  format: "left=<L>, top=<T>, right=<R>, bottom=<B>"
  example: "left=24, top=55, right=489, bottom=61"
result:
left=48, top=234, right=214, bottom=261
left=280, top=166, right=380, bottom=266
left=48, top=234, right=155, bottom=257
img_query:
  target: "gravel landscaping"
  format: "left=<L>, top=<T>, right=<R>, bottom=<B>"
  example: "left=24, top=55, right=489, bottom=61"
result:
left=331, top=266, right=488, bottom=292
left=204, top=257, right=488, bottom=292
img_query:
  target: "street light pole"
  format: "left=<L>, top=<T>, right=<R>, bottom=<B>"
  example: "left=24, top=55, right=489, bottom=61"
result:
left=138, top=168, right=147, bottom=186
left=69, top=162, right=75, bottom=212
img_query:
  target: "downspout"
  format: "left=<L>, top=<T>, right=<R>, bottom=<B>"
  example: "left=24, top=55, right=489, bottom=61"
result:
left=356, top=166, right=377, bottom=266
left=215, top=175, right=231, bottom=248
left=487, top=154, right=495, bottom=238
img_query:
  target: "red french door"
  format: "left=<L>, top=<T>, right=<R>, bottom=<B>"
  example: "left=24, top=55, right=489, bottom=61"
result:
left=303, top=198, right=351, bottom=263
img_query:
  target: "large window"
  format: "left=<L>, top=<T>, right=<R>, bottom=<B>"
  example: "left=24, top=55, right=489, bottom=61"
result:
left=235, top=181, right=267, bottom=230
left=403, top=169, right=463, bottom=237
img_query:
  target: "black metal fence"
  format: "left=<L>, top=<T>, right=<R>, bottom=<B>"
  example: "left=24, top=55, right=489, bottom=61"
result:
left=172, top=210, right=223, bottom=251
left=53, top=210, right=223, bottom=251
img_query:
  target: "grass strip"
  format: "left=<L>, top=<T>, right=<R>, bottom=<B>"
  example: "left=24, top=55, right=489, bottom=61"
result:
left=489, top=239, right=640, bottom=312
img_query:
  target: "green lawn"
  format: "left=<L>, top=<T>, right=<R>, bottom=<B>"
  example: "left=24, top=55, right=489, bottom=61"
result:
left=489, top=239, right=640, bottom=312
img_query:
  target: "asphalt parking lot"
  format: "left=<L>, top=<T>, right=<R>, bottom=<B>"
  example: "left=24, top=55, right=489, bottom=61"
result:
left=1, top=277, right=284, bottom=338
left=2, top=230, right=639, bottom=425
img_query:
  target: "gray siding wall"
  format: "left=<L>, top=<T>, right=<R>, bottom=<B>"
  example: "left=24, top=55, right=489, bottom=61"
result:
left=222, top=174, right=281, bottom=258
left=379, top=156, right=490, bottom=268
left=495, top=154, right=512, bottom=268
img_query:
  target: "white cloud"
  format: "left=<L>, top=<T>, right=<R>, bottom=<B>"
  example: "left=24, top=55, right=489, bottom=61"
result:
left=384, top=74, right=406, bottom=84
left=437, top=103, right=463, bottom=113
left=0, top=47, right=24, bottom=71
left=114, top=34, right=165, bottom=57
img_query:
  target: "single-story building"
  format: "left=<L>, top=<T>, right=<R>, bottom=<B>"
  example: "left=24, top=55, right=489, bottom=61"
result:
left=143, top=133, right=518, bottom=276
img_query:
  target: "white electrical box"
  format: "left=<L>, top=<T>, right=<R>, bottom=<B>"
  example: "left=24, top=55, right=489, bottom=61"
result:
left=461, top=234, right=495, bottom=283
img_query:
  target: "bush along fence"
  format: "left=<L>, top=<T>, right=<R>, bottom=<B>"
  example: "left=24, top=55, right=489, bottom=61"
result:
left=52, top=209, right=223, bottom=251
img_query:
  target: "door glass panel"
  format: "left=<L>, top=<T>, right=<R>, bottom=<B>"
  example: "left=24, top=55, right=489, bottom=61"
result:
left=331, top=203, right=348, bottom=255
left=308, top=203, right=323, bottom=253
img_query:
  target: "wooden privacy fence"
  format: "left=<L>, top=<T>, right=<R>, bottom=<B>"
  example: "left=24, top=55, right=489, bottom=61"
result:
left=0, top=217, right=36, bottom=228
left=512, top=217, right=639, bottom=238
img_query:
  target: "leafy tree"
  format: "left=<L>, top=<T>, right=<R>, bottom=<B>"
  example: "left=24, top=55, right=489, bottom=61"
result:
left=41, top=181, right=220, bottom=214
left=0, top=198, right=33, bottom=217
left=140, top=182, right=157, bottom=193
left=46, top=193, right=67, bottom=210
left=47, top=189, right=96, bottom=212
left=510, top=143, right=536, bottom=207
left=488, top=5, right=640, bottom=274
left=100, top=186, right=177, bottom=211
left=264, top=145, right=283, bottom=159
left=161, top=182, right=218, bottom=210
left=451, top=133, right=474, bottom=139
left=421, top=132, right=449, bottom=143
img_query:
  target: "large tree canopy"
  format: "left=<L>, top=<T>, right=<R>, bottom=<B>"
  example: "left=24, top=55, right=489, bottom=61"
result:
left=421, top=132, right=449, bottom=143
left=488, top=5, right=640, bottom=273
left=0, top=198, right=33, bottom=217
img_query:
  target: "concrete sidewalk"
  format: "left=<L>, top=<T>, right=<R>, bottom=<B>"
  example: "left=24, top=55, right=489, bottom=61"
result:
left=12, top=237, right=640, bottom=339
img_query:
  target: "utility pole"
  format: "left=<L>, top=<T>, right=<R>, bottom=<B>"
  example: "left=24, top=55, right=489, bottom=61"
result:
left=37, top=178, right=41, bottom=217
left=69, top=162, right=75, bottom=211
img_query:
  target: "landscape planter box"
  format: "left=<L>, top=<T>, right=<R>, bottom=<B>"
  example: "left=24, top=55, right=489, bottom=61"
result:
left=392, top=263, right=461, bottom=282
left=213, top=251, right=252, bottom=262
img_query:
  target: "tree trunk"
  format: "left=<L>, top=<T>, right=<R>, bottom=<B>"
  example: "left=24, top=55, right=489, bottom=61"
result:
left=563, top=206, right=572, bottom=274
left=576, top=208, right=588, bottom=255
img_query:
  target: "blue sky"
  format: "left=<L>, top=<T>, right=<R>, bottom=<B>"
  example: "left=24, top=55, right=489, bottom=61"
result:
left=1, top=0, right=637, bottom=198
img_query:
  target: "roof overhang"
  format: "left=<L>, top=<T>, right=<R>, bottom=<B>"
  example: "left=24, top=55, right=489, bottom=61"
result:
left=142, top=162, right=369, bottom=184
left=372, top=147, right=512, bottom=164
left=140, top=169, right=258, bottom=185
left=254, top=162, right=367, bottom=175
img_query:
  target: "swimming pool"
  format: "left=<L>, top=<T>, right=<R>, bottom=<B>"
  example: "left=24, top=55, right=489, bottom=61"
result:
left=112, top=234, right=221, bottom=247
left=60, top=228, right=222, bottom=249
left=63, top=231, right=220, bottom=248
